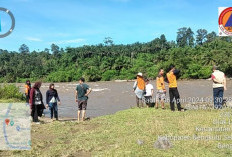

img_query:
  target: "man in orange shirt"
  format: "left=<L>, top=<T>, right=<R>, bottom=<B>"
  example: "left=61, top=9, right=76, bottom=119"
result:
left=166, top=65, right=183, bottom=111
left=155, top=69, right=166, bottom=109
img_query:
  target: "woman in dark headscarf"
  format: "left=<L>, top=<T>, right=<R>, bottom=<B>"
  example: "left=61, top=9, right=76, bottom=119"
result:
left=29, top=82, right=45, bottom=123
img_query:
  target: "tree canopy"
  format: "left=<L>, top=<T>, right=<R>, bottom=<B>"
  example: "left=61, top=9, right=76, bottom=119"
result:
left=0, top=27, right=232, bottom=83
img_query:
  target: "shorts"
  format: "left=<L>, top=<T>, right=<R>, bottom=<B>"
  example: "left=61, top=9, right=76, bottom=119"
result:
left=144, top=96, right=153, bottom=105
left=78, top=100, right=88, bottom=110
left=156, top=90, right=166, bottom=101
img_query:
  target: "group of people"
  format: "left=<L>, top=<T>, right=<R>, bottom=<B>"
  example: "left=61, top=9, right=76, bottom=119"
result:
left=133, top=65, right=227, bottom=111
left=24, top=65, right=227, bottom=123
left=25, top=77, right=92, bottom=124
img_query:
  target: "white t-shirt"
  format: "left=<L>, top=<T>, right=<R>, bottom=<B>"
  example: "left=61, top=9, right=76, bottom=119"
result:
left=145, top=84, right=154, bottom=96
left=212, top=70, right=225, bottom=88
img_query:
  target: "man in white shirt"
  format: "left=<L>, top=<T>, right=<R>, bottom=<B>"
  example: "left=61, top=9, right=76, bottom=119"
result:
left=211, top=66, right=227, bottom=109
left=143, top=78, right=154, bottom=107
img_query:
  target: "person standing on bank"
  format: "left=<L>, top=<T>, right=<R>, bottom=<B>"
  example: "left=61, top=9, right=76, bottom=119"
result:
left=143, top=78, right=154, bottom=107
left=29, top=82, right=45, bottom=124
left=46, top=83, right=61, bottom=121
left=75, top=77, right=92, bottom=122
left=155, top=69, right=166, bottom=109
left=133, top=72, right=146, bottom=108
left=166, top=65, right=184, bottom=111
left=211, top=66, right=227, bottom=109
left=25, top=80, right=31, bottom=104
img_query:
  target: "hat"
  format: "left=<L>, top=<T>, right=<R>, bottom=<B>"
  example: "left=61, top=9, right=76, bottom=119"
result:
left=137, top=72, right=143, bottom=77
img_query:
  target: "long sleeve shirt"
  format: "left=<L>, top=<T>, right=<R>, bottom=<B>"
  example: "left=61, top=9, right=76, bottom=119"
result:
left=46, top=89, right=60, bottom=104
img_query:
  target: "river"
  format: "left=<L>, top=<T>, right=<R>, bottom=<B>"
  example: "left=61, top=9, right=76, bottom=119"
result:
left=18, top=80, right=232, bottom=118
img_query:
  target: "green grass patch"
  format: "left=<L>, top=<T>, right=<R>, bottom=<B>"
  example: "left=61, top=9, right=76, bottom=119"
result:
left=1, top=107, right=232, bottom=156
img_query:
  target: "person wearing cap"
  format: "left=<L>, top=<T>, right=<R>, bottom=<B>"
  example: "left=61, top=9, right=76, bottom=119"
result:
left=133, top=72, right=145, bottom=107
left=155, top=68, right=166, bottom=109
left=166, top=65, right=184, bottom=111
left=143, top=78, right=154, bottom=107
left=211, top=66, right=227, bottom=109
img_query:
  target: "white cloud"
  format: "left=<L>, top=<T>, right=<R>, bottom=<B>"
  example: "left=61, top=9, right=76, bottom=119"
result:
left=26, top=37, right=42, bottom=42
left=49, top=38, right=85, bottom=45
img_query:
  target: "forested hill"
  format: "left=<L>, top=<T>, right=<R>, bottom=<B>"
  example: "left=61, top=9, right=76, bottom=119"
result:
left=1, top=27, right=232, bottom=83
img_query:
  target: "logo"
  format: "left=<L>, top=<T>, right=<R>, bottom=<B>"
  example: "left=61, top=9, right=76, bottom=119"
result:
left=218, top=7, right=232, bottom=36
left=0, top=7, right=15, bottom=38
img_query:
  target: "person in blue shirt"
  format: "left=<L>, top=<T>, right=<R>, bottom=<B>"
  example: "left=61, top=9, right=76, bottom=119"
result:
left=75, top=77, right=92, bottom=122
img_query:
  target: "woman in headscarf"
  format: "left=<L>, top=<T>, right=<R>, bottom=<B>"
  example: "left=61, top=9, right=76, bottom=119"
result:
left=29, top=82, right=45, bottom=124
left=133, top=72, right=145, bottom=107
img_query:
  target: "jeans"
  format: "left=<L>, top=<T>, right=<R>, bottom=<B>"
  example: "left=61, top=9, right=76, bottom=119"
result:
left=169, top=88, right=182, bottom=111
left=213, top=87, right=224, bottom=109
left=49, top=102, right=58, bottom=120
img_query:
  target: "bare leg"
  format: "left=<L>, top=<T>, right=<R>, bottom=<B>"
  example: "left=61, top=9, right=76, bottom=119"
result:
left=161, top=100, right=165, bottom=109
left=155, top=101, right=159, bottom=109
left=77, top=110, right=81, bottom=122
left=82, top=110, right=86, bottom=121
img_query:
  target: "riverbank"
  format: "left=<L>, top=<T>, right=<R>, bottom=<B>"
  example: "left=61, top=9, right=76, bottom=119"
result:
left=1, top=107, right=232, bottom=157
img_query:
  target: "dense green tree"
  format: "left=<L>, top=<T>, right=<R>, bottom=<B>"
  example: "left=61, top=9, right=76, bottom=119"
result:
left=177, top=27, right=194, bottom=47
left=51, top=43, right=60, bottom=57
left=1, top=27, right=232, bottom=83
left=206, top=31, right=217, bottom=43
left=196, top=29, right=208, bottom=45
left=19, top=44, right=29, bottom=54
left=104, top=37, right=114, bottom=46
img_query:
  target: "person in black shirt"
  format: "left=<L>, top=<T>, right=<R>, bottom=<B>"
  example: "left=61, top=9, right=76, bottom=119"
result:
left=46, top=83, right=61, bottom=121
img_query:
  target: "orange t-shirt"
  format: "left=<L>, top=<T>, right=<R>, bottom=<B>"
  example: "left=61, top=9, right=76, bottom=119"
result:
left=156, top=75, right=165, bottom=90
left=167, top=72, right=177, bottom=88
left=25, top=84, right=30, bottom=95
left=137, top=77, right=145, bottom=90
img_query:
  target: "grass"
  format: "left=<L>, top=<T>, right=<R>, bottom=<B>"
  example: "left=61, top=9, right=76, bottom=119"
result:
left=1, top=106, right=232, bottom=157
left=0, top=98, right=25, bottom=103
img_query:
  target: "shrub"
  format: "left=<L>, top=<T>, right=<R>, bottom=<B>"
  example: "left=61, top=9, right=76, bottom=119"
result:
left=0, top=84, right=25, bottom=100
left=102, top=70, right=118, bottom=81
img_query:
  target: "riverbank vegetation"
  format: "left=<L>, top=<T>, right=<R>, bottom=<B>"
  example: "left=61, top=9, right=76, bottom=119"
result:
left=1, top=27, right=232, bottom=82
left=1, top=107, right=231, bottom=156
left=0, top=84, right=25, bottom=102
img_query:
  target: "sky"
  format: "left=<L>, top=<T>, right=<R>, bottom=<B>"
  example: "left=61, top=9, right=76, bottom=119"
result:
left=0, top=0, right=231, bottom=51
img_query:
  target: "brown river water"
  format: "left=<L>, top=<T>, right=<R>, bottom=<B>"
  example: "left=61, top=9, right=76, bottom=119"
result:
left=17, top=80, right=232, bottom=118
